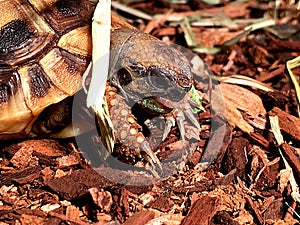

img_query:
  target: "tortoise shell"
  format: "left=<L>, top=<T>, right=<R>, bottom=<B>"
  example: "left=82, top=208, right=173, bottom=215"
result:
left=0, top=0, right=96, bottom=138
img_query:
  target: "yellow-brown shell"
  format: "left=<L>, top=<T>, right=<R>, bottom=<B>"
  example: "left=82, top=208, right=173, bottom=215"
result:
left=0, top=0, right=96, bottom=138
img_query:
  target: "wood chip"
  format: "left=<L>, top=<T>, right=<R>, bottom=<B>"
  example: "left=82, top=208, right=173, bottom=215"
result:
left=16, top=140, right=66, bottom=157
left=1, top=166, right=42, bottom=186
left=222, top=136, right=249, bottom=180
left=181, top=195, right=220, bottom=225
left=149, top=194, right=174, bottom=212
left=19, top=214, right=46, bottom=225
left=121, top=210, right=155, bottom=225
left=263, top=199, right=284, bottom=222
left=65, top=205, right=82, bottom=221
left=280, top=142, right=300, bottom=179
left=44, top=168, right=118, bottom=201
left=245, top=196, right=263, bottom=225
left=10, top=146, right=34, bottom=169
left=145, top=214, right=184, bottom=225
left=269, top=107, right=300, bottom=141
left=89, top=188, right=113, bottom=213
left=57, top=154, right=81, bottom=168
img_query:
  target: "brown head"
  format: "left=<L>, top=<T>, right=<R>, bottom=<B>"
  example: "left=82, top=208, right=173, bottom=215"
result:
left=109, top=29, right=193, bottom=113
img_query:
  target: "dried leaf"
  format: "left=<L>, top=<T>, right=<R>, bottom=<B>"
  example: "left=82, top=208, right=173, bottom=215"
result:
left=220, top=83, right=266, bottom=133
left=218, top=75, right=274, bottom=92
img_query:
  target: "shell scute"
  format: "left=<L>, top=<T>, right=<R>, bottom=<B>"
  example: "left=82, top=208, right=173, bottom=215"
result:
left=18, top=64, right=68, bottom=117
left=58, top=25, right=92, bottom=57
left=0, top=69, right=21, bottom=103
left=39, top=47, right=88, bottom=96
left=0, top=69, right=32, bottom=134
left=0, top=19, right=35, bottom=55
left=0, top=0, right=94, bottom=137
left=29, top=0, right=95, bottom=35
left=0, top=0, right=56, bottom=66
left=27, top=64, right=52, bottom=98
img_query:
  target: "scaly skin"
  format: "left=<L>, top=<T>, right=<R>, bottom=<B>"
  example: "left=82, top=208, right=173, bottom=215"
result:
left=102, top=17, right=197, bottom=174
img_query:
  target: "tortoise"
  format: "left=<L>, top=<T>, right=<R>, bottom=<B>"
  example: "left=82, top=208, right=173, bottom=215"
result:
left=0, top=0, right=199, bottom=174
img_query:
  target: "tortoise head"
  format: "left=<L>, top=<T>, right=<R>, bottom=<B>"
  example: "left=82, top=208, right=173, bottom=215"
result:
left=109, top=29, right=193, bottom=113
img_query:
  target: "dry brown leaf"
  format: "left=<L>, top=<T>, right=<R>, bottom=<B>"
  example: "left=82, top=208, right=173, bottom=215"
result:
left=220, top=83, right=266, bottom=134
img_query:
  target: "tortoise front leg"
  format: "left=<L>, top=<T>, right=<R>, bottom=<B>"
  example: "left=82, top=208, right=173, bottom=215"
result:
left=105, top=84, right=162, bottom=177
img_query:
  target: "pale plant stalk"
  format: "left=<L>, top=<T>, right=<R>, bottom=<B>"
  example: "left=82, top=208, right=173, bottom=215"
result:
left=87, top=0, right=115, bottom=154
left=269, top=116, right=300, bottom=203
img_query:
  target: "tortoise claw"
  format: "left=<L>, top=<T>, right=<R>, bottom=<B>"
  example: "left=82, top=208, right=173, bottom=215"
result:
left=184, top=108, right=200, bottom=129
left=162, top=96, right=200, bottom=141
left=162, top=116, right=175, bottom=141
left=175, top=109, right=186, bottom=141
left=140, top=141, right=163, bottom=177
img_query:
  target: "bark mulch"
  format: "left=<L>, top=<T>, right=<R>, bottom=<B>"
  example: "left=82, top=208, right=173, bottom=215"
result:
left=1, top=1, right=300, bottom=224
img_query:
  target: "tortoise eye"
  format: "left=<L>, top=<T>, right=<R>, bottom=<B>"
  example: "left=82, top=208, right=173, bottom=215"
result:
left=149, top=75, right=170, bottom=90
left=117, top=68, right=132, bottom=86
left=168, top=88, right=185, bottom=101
left=148, top=69, right=170, bottom=89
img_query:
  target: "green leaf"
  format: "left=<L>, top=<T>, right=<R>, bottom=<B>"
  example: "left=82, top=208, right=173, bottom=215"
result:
left=189, top=85, right=205, bottom=113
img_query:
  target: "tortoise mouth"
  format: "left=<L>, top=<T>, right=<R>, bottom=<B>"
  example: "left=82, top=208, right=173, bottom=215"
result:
left=138, top=96, right=180, bottom=115
left=151, top=96, right=179, bottom=109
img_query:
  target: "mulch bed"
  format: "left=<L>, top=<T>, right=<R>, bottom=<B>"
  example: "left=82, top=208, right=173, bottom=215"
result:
left=1, top=0, right=300, bottom=224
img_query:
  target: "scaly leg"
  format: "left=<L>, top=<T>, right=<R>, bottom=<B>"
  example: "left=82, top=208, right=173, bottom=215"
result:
left=105, top=84, right=162, bottom=176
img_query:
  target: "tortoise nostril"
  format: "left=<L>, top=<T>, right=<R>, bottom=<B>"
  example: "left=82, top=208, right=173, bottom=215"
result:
left=178, top=76, right=192, bottom=89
